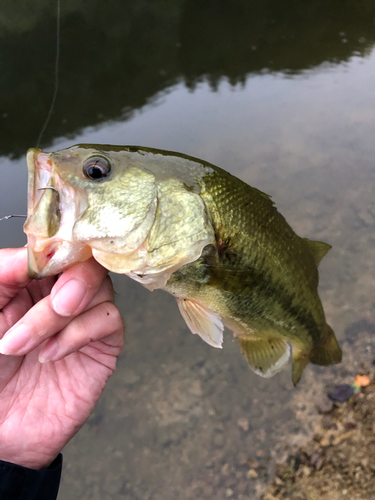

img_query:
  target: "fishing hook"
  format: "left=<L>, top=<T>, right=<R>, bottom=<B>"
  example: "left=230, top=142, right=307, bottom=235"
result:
left=37, top=186, right=59, bottom=194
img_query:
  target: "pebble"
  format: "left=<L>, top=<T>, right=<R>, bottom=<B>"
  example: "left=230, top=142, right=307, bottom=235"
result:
left=188, top=380, right=203, bottom=396
left=237, top=418, right=249, bottom=431
left=123, top=371, right=141, bottom=386
left=213, top=434, right=225, bottom=447
left=316, top=395, right=334, bottom=413
left=237, top=452, right=249, bottom=466
left=248, top=458, right=260, bottom=469
left=221, top=463, right=230, bottom=476
left=301, top=466, right=311, bottom=477
left=320, top=432, right=334, bottom=447
left=247, top=468, right=259, bottom=479
left=322, top=415, right=335, bottom=430
left=310, top=453, right=321, bottom=467
left=328, top=384, right=355, bottom=402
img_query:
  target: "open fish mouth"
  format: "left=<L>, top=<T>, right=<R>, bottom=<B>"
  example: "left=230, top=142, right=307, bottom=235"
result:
left=26, top=149, right=53, bottom=211
left=24, top=149, right=91, bottom=278
left=25, top=149, right=60, bottom=238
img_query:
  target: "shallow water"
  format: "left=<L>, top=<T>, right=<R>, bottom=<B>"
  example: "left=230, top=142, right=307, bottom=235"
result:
left=1, top=1, right=375, bottom=498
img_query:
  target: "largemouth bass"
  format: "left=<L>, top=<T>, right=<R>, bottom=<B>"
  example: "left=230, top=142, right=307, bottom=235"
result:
left=24, top=144, right=342, bottom=384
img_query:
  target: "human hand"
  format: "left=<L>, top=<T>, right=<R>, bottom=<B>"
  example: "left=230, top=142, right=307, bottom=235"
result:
left=0, top=248, right=124, bottom=469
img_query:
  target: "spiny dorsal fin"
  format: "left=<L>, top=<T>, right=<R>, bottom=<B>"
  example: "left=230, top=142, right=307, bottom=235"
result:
left=303, top=238, right=332, bottom=267
left=239, top=337, right=290, bottom=378
left=176, top=298, right=223, bottom=348
left=252, top=187, right=275, bottom=206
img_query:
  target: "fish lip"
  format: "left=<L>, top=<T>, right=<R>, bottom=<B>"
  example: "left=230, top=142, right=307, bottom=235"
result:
left=27, top=237, right=58, bottom=279
left=27, top=242, right=92, bottom=279
left=26, top=234, right=93, bottom=279
left=26, top=148, right=53, bottom=216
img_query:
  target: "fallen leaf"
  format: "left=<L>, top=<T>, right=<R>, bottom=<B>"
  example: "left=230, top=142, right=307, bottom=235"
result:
left=354, top=375, right=371, bottom=387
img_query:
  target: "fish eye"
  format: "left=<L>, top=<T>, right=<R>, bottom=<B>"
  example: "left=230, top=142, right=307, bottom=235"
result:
left=83, top=156, right=111, bottom=181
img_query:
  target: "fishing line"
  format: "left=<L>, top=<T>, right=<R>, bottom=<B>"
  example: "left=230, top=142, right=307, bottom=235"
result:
left=0, top=215, right=27, bottom=222
left=36, top=0, right=61, bottom=148
left=0, top=188, right=60, bottom=221
left=1, top=3, right=60, bottom=224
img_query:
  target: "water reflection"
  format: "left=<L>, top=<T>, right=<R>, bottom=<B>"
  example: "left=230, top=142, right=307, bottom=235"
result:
left=0, top=0, right=374, bottom=158
left=179, top=0, right=375, bottom=85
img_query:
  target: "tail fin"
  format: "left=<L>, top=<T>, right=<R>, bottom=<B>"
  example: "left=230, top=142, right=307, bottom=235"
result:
left=292, top=325, right=341, bottom=386
left=309, top=324, right=342, bottom=366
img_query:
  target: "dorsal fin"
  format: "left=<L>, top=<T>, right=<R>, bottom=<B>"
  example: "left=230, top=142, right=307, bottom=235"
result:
left=252, top=187, right=275, bottom=206
left=303, top=238, right=332, bottom=266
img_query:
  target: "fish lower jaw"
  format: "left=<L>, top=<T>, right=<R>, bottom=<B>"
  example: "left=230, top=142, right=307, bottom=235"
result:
left=27, top=238, right=92, bottom=279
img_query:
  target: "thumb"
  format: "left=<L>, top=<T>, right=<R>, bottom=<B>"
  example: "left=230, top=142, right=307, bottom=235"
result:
left=0, top=248, right=30, bottom=310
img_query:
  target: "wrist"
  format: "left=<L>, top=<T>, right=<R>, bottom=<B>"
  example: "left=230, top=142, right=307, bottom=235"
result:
left=0, top=451, right=57, bottom=470
left=0, top=454, right=61, bottom=470
left=0, top=430, right=63, bottom=469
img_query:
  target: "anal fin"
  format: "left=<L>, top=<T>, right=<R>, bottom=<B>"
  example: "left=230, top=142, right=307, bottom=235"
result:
left=291, top=347, right=310, bottom=386
left=239, top=337, right=291, bottom=378
left=176, top=298, right=223, bottom=348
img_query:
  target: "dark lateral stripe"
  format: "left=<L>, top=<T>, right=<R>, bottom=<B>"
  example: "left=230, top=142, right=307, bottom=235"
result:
left=213, top=264, right=322, bottom=342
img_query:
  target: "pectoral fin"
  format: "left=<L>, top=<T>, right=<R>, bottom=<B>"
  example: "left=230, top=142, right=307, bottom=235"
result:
left=239, top=337, right=291, bottom=378
left=176, top=298, right=223, bottom=348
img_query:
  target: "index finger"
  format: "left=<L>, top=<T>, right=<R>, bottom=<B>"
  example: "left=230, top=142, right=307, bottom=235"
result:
left=0, top=248, right=30, bottom=310
left=49, top=258, right=109, bottom=317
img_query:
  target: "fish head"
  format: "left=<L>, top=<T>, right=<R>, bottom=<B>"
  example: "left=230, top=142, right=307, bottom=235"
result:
left=24, top=145, right=158, bottom=279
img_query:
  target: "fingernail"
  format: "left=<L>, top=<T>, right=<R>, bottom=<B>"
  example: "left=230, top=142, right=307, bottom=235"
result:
left=39, top=338, right=59, bottom=363
left=0, top=324, right=32, bottom=355
left=52, top=279, right=87, bottom=316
